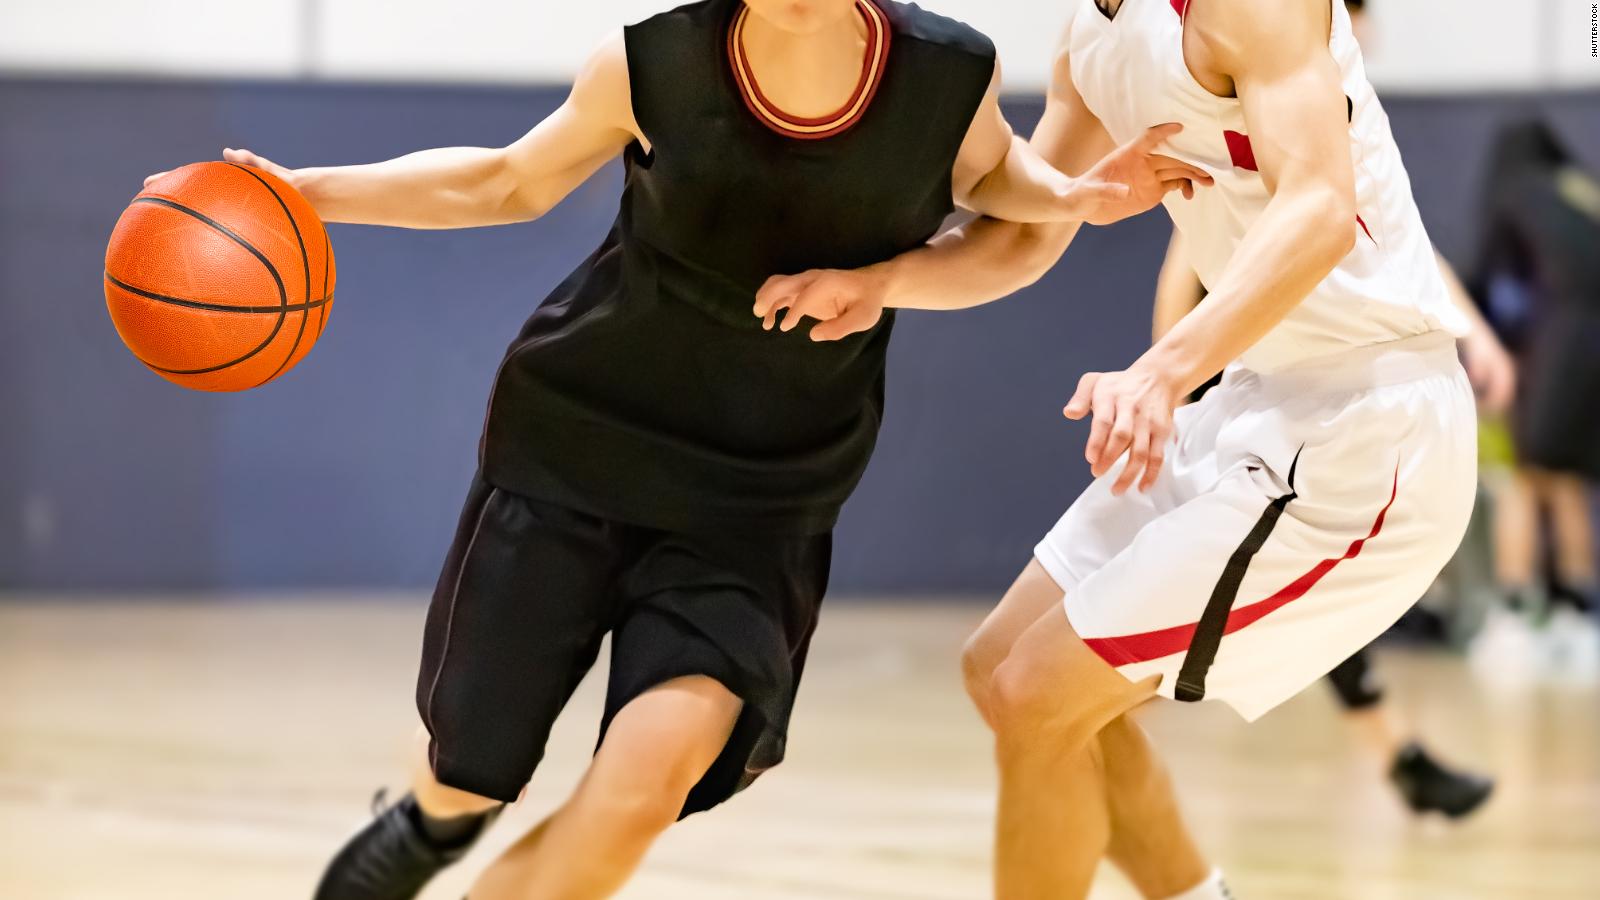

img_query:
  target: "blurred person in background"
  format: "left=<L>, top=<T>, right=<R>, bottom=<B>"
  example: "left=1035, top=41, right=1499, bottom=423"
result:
left=144, top=1, right=1206, bottom=899
left=1143, top=0, right=1500, bottom=822
left=1470, top=117, right=1600, bottom=675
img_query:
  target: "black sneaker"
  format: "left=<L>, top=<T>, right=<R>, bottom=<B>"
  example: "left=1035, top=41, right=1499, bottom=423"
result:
left=1390, top=743, right=1495, bottom=819
left=314, top=791, right=498, bottom=900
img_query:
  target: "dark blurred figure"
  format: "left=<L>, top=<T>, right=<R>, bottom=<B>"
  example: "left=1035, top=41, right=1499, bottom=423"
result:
left=1471, top=118, right=1600, bottom=671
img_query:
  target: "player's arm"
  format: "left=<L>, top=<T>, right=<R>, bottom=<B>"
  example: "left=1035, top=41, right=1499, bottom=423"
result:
left=754, top=40, right=1205, bottom=338
left=1067, top=0, right=1356, bottom=495
left=1151, top=230, right=1203, bottom=342
left=952, top=62, right=1210, bottom=226
left=145, top=32, right=640, bottom=230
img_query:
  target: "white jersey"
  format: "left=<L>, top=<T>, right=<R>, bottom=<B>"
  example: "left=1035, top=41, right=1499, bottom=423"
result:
left=1064, top=0, right=1469, bottom=372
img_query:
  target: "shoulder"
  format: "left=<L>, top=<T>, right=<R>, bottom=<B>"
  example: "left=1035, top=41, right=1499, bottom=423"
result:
left=1186, top=0, right=1329, bottom=59
left=877, top=0, right=996, bottom=63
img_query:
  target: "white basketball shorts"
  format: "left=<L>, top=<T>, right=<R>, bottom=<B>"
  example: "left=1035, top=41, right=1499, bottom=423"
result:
left=1034, top=331, right=1478, bottom=721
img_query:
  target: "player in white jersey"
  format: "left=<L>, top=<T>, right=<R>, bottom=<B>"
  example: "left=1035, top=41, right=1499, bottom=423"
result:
left=1145, top=0, right=1499, bottom=823
left=754, top=0, right=1478, bottom=896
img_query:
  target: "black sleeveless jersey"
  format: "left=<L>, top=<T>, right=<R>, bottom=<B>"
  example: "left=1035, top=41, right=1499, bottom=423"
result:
left=480, top=0, right=995, bottom=534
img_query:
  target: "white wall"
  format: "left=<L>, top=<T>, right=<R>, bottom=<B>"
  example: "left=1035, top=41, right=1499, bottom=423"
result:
left=2, top=0, right=1597, bottom=92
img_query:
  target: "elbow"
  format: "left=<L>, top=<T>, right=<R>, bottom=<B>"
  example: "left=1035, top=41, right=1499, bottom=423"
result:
left=1308, top=189, right=1358, bottom=269
left=491, top=152, right=550, bottom=223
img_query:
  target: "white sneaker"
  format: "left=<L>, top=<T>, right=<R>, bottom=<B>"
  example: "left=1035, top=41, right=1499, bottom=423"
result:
left=1541, top=607, right=1600, bottom=683
left=1469, top=606, right=1543, bottom=688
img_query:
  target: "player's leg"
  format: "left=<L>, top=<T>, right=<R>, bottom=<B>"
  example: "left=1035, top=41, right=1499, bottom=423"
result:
left=962, top=560, right=1075, bottom=729
left=985, top=598, right=1160, bottom=899
left=963, top=561, right=1213, bottom=898
left=1492, top=468, right=1544, bottom=611
left=1544, top=469, right=1598, bottom=604
left=315, top=480, right=617, bottom=900
left=469, top=676, right=742, bottom=900
left=1100, top=714, right=1213, bottom=899
left=1325, top=648, right=1494, bottom=818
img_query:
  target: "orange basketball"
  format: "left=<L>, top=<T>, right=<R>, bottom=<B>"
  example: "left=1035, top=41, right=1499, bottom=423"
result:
left=105, top=161, right=336, bottom=392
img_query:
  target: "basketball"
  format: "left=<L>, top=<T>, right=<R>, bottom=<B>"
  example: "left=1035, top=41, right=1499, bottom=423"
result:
left=104, top=161, right=336, bottom=392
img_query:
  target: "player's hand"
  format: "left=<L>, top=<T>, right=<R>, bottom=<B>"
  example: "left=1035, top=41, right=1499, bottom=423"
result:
left=143, top=148, right=299, bottom=189
left=1460, top=325, right=1516, bottom=415
left=753, top=267, right=889, bottom=341
left=1071, top=123, right=1214, bottom=226
left=1063, top=365, right=1182, bottom=495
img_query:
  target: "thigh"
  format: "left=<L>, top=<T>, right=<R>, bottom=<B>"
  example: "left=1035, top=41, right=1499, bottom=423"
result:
left=604, top=527, right=831, bottom=817
left=967, top=559, right=1068, bottom=675
left=991, top=599, right=1161, bottom=747
left=589, top=675, right=745, bottom=796
left=1066, top=405, right=1473, bottom=722
left=417, top=476, right=621, bottom=802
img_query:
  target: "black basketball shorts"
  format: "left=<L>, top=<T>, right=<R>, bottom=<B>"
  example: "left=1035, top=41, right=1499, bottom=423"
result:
left=416, top=474, right=831, bottom=816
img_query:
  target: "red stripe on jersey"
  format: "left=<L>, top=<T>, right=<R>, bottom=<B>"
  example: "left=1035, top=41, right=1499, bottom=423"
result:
left=1224, top=131, right=1258, bottom=172
left=1083, top=466, right=1401, bottom=668
left=1356, top=215, right=1376, bottom=244
left=1171, top=0, right=1190, bottom=16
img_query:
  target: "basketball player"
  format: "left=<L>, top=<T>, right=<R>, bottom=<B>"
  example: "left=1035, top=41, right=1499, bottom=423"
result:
left=756, top=0, right=1478, bottom=894
left=142, top=2, right=1211, bottom=897
left=1141, top=0, right=1497, bottom=823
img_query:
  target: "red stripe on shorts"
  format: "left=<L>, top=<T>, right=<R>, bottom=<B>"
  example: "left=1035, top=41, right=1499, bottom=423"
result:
left=1084, top=466, right=1401, bottom=668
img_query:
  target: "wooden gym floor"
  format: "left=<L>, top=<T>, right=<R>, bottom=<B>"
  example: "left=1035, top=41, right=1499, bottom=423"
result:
left=1, top=597, right=1596, bottom=899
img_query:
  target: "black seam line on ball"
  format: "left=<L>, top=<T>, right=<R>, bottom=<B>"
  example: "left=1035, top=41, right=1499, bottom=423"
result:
left=105, top=272, right=330, bottom=314
left=227, top=164, right=312, bottom=387
left=128, top=196, right=289, bottom=375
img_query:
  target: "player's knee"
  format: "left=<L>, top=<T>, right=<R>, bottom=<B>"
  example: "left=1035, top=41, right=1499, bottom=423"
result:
left=579, top=767, right=694, bottom=837
left=988, top=657, right=1058, bottom=733
left=988, top=656, right=1103, bottom=749
left=960, top=631, right=1004, bottom=708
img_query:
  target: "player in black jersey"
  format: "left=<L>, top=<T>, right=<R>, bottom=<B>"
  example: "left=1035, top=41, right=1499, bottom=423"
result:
left=157, top=1, right=1213, bottom=897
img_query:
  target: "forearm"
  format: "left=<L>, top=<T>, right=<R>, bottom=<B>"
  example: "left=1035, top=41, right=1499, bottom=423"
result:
left=873, top=216, right=1078, bottom=311
left=964, top=135, right=1085, bottom=224
left=295, top=146, right=528, bottom=229
left=1135, top=188, right=1355, bottom=395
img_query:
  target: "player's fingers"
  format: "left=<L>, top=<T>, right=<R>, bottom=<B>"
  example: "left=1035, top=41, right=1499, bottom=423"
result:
left=1134, top=123, right=1184, bottom=152
left=1160, top=178, right=1193, bottom=197
left=762, top=310, right=777, bottom=331
left=1150, top=157, right=1213, bottom=184
left=1096, top=396, right=1137, bottom=478
left=1064, top=373, right=1100, bottom=420
left=1113, top=428, right=1149, bottom=496
left=1085, top=390, right=1125, bottom=472
left=754, top=272, right=807, bottom=317
left=783, top=281, right=842, bottom=332
left=810, top=302, right=879, bottom=342
left=1085, top=406, right=1114, bottom=470
left=778, top=303, right=805, bottom=332
left=1153, top=166, right=1212, bottom=188
left=143, top=171, right=170, bottom=187
left=1139, top=440, right=1166, bottom=492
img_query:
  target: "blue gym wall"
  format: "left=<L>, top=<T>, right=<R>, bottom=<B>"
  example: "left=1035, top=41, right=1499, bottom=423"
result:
left=1, top=78, right=1597, bottom=594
